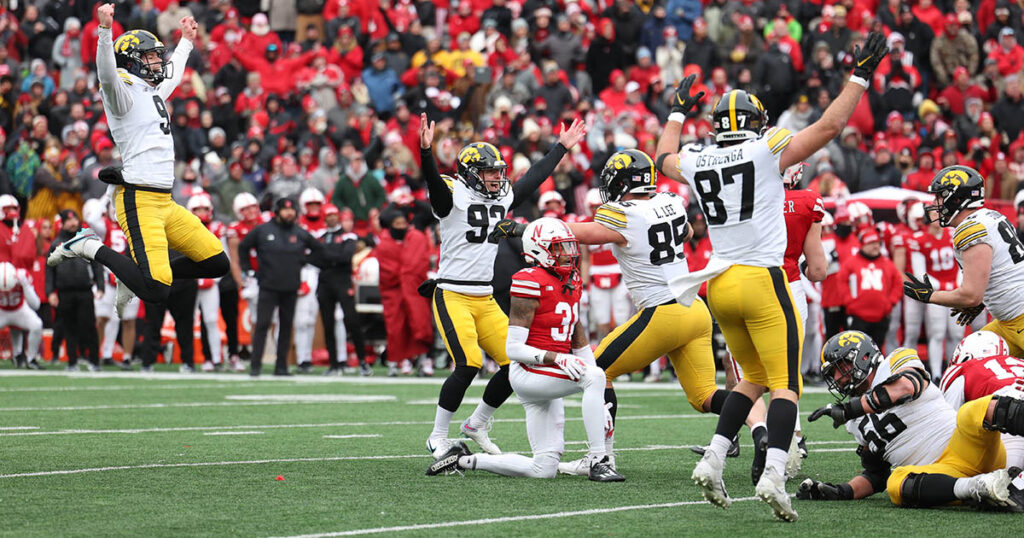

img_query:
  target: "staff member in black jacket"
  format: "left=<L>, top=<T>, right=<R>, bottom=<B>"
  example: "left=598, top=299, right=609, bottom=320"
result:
left=46, top=209, right=104, bottom=371
left=315, top=204, right=370, bottom=376
left=239, top=197, right=324, bottom=376
left=138, top=259, right=199, bottom=372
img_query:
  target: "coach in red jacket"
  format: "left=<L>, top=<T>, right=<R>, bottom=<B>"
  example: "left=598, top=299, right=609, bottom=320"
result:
left=376, top=208, right=433, bottom=375
left=838, top=230, right=903, bottom=346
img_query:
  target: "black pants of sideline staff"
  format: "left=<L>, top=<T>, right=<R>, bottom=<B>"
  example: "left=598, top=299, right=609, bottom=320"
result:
left=849, top=315, right=889, bottom=348
left=251, top=288, right=298, bottom=376
left=57, top=289, right=99, bottom=367
left=140, top=280, right=198, bottom=368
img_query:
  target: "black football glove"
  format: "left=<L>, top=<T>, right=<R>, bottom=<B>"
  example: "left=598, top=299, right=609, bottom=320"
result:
left=903, top=272, right=934, bottom=303
left=488, top=219, right=526, bottom=242
left=796, top=479, right=855, bottom=500
left=670, top=74, right=706, bottom=116
left=951, top=303, right=985, bottom=326
left=852, top=31, right=889, bottom=79
left=808, top=403, right=854, bottom=429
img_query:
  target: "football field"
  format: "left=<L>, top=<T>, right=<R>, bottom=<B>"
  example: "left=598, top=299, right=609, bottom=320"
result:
left=1, top=365, right=1019, bottom=537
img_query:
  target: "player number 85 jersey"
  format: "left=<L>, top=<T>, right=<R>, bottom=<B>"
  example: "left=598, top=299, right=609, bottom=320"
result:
left=677, top=127, right=793, bottom=267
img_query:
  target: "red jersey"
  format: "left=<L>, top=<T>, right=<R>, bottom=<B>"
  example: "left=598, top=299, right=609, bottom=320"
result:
left=838, top=252, right=903, bottom=323
left=510, top=266, right=582, bottom=378
left=579, top=216, right=621, bottom=288
left=783, top=189, right=825, bottom=282
left=821, top=233, right=861, bottom=309
left=228, top=217, right=267, bottom=270
left=207, top=220, right=227, bottom=240
left=684, top=235, right=713, bottom=272
left=908, top=228, right=958, bottom=291
left=299, top=215, right=328, bottom=237
left=940, top=355, right=1024, bottom=408
left=0, top=281, right=26, bottom=311
left=103, top=217, right=128, bottom=286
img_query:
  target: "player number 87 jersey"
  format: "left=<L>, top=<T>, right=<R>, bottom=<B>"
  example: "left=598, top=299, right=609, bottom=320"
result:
left=676, top=127, right=793, bottom=267
left=951, top=209, right=1024, bottom=321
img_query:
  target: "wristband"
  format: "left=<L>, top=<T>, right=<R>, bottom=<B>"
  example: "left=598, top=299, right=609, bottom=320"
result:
left=667, top=112, right=687, bottom=125
left=848, top=74, right=869, bottom=89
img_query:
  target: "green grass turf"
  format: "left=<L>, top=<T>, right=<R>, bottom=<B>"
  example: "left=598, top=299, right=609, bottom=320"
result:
left=0, top=363, right=1020, bottom=537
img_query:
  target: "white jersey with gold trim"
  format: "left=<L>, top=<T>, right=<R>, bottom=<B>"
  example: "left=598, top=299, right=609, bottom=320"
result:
left=844, top=348, right=956, bottom=467
left=676, top=127, right=792, bottom=267
left=951, top=209, right=1024, bottom=321
left=593, top=192, right=690, bottom=308
left=97, top=27, right=192, bottom=190
left=435, top=179, right=513, bottom=296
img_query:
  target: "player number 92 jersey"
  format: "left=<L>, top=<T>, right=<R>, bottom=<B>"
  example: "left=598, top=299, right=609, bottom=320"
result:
left=676, top=127, right=793, bottom=267
left=593, top=191, right=690, bottom=308
left=951, top=209, right=1024, bottom=321
left=436, top=179, right=513, bottom=296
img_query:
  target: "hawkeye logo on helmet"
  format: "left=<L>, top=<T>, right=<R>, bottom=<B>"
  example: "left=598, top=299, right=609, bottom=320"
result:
left=116, top=33, right=142, bottom=53
left=940, top=170, right=969, bottom=187
left=837, top=332, right=864, bottom=347
left=610, top=154, right=634, bottom=170
left=459, top=147, right=481, bottom=164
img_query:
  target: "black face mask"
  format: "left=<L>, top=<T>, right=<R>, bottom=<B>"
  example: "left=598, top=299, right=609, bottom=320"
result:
left=390, top=227, right=408, bottom=241
left=835, top=224, right=852, bottom=238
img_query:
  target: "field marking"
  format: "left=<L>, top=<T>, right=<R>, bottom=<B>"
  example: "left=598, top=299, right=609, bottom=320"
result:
left=323, top=434, right=381, bottom=439
left=405, top=397, right=640, bottom=409
left=0, top=383, right=264, bottom=393
left=0, top=426, right=38, bottom=430
left=225, top=395, right=396, bottom=403
left=0, top=399, right=395, bottom=412
left=203, top=431, right=265, bottom=436
left=0, top=442, right=856, bottom=479
left=0, top=369, right=832, bottom=393
left=272, top=496, right=766, bottom=538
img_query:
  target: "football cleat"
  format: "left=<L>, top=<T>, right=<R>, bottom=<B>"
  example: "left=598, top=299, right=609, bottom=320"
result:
left=296, top=362, right=313, bottom=374
left=400, top=359, right=413, bottom=376
left=964, top=469, right=1013, bottom=509
left=558, top=456, right=590, bottom=476
left=229, top=355, right=246, bottom=372
left=692, top=452, right=732, bottom=509
left=201, top=361, right=216, bottom=372
left=179, top=364, right=195, bottom=373
left=786, top=434, right=807, bottom=479
left=461, top=417, right=502, bottom=455
left=755, top=467, right=798, bottom=522
left=418, top=357, right=435, bottom=377
left=1006, top=467, right=1024, bottom=513
left=751, top=438, right=768, bottom=485
left=120, top=360, right=133, bottom=371
left=359, top=363, right=373, bottom=377
left=87, top=362, right=102, bottom=372
left=690, top=435, right=740, bottom=459
left=589, top=455, right=625, bottom=482
left=47, top=228, right=101, bottom=267
left=14, top=354, right=26, bottom=368
left=140, top=365, right=155, bottom=373
left=387, top=363, right=399, bottom=377
left=26, top=357, right=44, bottom=370
left=426, top=437, right=452, bottom=459
left=114, top=277, right=135, bottom=319
left=425, top=441, right=471, bottom=476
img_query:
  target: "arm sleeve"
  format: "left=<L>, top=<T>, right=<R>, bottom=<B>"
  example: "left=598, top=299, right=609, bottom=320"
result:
left=511, top=143, right=568, bottom=209
left=506, top=324, right=547, bottom=365
left=22, top=280, right=40, bottom=310
left=157, top=38, right=194, bottom=101
left=421, top=147, right=453, bottom=218
left=96, top=27, right=133, bottom=117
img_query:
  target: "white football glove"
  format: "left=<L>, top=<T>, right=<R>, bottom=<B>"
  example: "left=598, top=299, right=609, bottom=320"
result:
left=604, top=402, right=615, bottom=439
left=553, top=354, right=586, bottom=381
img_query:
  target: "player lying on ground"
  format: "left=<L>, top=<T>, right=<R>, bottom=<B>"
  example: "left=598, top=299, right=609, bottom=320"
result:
left=799, top=330, right=1024, bottom=510
left=427, top=218, right=622, bottom=482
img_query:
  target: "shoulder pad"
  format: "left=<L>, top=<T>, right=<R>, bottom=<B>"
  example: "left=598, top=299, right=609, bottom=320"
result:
left=117, top=69, right=134, bottom=86
left=594, top=202, right=628, bottom=229
left=887, top=347, right=925, bottom=373
left=510, top=270, right=543, bottom=298
left=953, top=216, right=988, bottom=251
left=763, top=127, right=793, bottom=156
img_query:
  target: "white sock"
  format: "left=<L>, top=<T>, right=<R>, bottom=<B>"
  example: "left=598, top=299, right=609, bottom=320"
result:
left=953, top=477, right=974, bottom=500
left=708, top=434, right=733, bottom=463
left=430, top=406, right=454, bottom=441
left=468, top=402, right=497, bottom=429
left=82, top=238, right=101, bottom=259
left=605, top=432, right=615, bottom=456
left=581, top=381, right=606, bottom=455
left=458, top=455, right=476, bottom=469
left=794, top=403, right=802, bottom=432
left=765, top=447, right=788, bottom=477
left=750, top=421, right=767, bottom=436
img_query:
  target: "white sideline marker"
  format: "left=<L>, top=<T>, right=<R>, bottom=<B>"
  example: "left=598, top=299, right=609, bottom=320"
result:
left=323, top=434, right=381, bottom=439
left=272, top=497, right=766, bottom=537
left=203, top=431, right=265, bottom=436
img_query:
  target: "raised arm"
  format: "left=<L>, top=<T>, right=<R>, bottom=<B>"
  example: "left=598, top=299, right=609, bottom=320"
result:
left=157, top=15, right=196, bottom=101
left=778, top=33, right=888, bottom=172
left=418, top=114, right=454, bottom=218
left=655, top=74, right=705, bottom=183
left=95, top=4, right=133, bottom=117
left=510, top=119, right=587, bottom=209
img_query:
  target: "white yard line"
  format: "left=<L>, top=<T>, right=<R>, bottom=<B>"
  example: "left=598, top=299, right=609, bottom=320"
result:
left=0, top=426, right=38, bottom=430
left=0, top=442, right=855, bottom=479
left=323, top=434, right=381, bottom=439
left=203, top=431, right=265, bottom=436
left=0, top=383, right=265, bottom=392
left=272, top=497, right=766, bottom=538
left=0, top=399, right=394, bottom=412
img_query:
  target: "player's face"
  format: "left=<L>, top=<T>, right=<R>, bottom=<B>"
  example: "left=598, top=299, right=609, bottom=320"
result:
left=861, top=240, right=881, bottom=257
left=241, top=205, right=260, bottom=222
left=481, top=169, right=504, bottom=193
left=141, top=51, right=163, bottom=72
left=305, top=202, right=322, bottom=216
left=278, top=207, right=297, bottom=223
left=192, top=207, right=211, bottom=223
left=551, top=240, right=579, bottom=268
left=325, top=213, right=340, bottom=228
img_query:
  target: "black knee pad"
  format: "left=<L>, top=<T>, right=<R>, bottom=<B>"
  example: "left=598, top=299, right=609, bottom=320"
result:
left=138, top=279, right=171, bottom=304
left=438, top=365, right=480, bottom=412
left=449, top=365, right=479, bottom=386
left=199, top=252, right=231, bottom=278
left=901, top=473, right=928, bottom=507
left=986, top=396, right=1024, bottom=435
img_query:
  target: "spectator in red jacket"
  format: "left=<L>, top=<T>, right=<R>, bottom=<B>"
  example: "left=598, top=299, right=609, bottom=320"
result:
left=237, top=13, right=282, bottom=61
left=327, top=25, right=364, bottom=81
left=904, top=150, right=938, bottom=192
left=80, top=3, right=123, bottom=68
left=234, top=43, right=316, bottom=99
left=838, top=229, right=903, bottom=347
left=375, top=209, right=433, bottom=376
left=990, top=27, right=1024, bottom=77
left=0, top=195, right=35, bottom=270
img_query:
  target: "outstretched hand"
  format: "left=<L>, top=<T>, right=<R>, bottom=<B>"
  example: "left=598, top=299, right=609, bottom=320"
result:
left=97, top=3, right=114, bottom=27
left=419, top=113, right=435, bottom=149
left=557, top=118, right=587, bottom=150
left=670, top=74, right=706, bottom=116
left=180, top=16, right=198, bottom=42
left=852, top=32, right=889, bottom=79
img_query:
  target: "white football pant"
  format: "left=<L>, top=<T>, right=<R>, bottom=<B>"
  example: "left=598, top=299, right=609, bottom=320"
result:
left=293, top=266, right=320, bottom=365
left=0, top=304, right=42, bottom=358
left=196, top=284, right=222, bottom=364
left=885, top=300, right=902, bottom=353
left=589, top=281, right=630, bottom=327
left=903, top=296, right=926, bottom=351
left=96, top=280, right=140, bottom=358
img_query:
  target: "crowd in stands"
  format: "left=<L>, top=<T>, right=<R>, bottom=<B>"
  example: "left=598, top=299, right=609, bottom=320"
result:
left=2, top=0, right=1024, bottom=374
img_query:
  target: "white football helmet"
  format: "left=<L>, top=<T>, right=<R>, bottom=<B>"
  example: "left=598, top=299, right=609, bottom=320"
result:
left=538, top=190, right=566, bottom=216
left=522, top=217, right=579, bottom=277
left=299, top=187, right=326, bottom=215
left=187, top=194, right=213, bottom=212
left=951, top=330, right=1009, bottom=365
left=233, top=192, right=259, bottom=221
left=0, top=262, right=18, bottom=292
left=0, top=194, right=19, bottom=221
left=907, top=202, right=926, bottom=231
left=782, top=162, right=807, bottom=189
left=846, top=201, right=874, bottom=227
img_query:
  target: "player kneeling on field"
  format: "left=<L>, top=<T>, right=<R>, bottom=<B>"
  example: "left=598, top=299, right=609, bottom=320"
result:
left=798, top=330, right=1024, bottom=510
left=427, top=218, right=622, bottom=482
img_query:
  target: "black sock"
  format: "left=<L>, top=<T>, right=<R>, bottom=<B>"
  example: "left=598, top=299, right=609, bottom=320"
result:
left=171, top=252, right=230, bottom=279
left=709, top=389, right=729, bottom=415
left=714, top=392, right=755, bottom=439
left=95, top=246, right=171, bottom=303
left=751, top=424, right=768, bottom=447
left=438, top=366, right=478, bottom=412
left=903, top=473, right=958, bottom=507
left=481, top=364, right=513, bottom=408
left=766, top=399, right=798, bottom=451
left=604, top=387, right=618, bottom=421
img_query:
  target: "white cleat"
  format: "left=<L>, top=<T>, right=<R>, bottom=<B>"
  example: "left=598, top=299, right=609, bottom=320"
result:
left=692, top=452, right=732, bottom=509
left=47, top=228, right=101, bottom=267
left=965, top=469, right=1013, bottom=508
left=201, top=361, right=216, bottom=372
left=426, top=437, right=452, bottom=459
left=755, top=467, right=798, bottom=522
left=786, top=435, right=805, bottom=479
left=114, top=277, right=135, bottom=318
left=559, top=454, right=615, bottom=476
left=460, top=417, right=501, bottom=454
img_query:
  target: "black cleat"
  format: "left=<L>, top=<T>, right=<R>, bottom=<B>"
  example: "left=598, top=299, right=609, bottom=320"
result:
left=14, top=354, right=26, bottom=368
left=120, top=359, right=134, bottom=371
left=360, top=363, right=374, bottom=377
left=589, top=456, right=625, bottom=482
left=296, top=363, right=313, bottom=374
left=1007, top=467, right=1024, bottom=513
left=751, top=437, right=768, bottom=485
left=26, top=358, right=44, bottom=370
left=689, top=435, right=740, bottom=458
left=101, top=357, right=115, bottom=367
left=426, top=441, right=471, bottom=476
